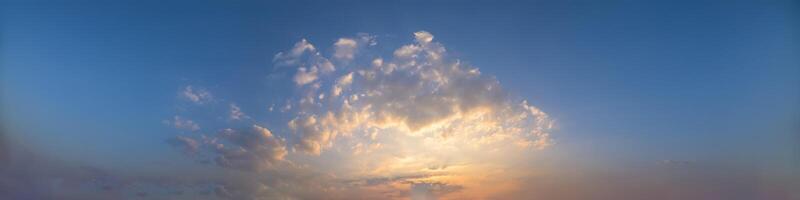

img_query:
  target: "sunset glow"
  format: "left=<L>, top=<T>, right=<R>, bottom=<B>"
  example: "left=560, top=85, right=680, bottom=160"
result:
left=2, top=1, right=798, bottom=199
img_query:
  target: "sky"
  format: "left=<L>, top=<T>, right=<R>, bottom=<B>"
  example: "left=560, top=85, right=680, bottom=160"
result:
left=1, top=0, right=799, bottom=199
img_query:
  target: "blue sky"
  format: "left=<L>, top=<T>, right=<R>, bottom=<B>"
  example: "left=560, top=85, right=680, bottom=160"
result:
left=2, top=1, right=798, bottom=199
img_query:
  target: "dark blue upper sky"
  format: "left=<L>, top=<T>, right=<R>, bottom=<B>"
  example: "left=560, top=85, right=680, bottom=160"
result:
left=1, top=1, right=798, bottom=199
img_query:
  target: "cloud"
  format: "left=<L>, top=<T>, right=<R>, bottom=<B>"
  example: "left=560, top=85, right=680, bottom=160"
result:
left=166, top=116, right=200, bottom=131
left=166, top=136, right=200, bottom=154
left=231, top=31, right=555, bottom=198
left=331, top=72, right=354, bottom=97
left=333, top=34, right=376, bottom=62
left=274, top=39, right=336, bottom=86
left=277, top=35, right=375, bottom=86
left=334, top=38, right=358, bottom=61
left=282, top=31, right=553, bottom=156
left=166, top=31, right=560, bottom=199
left=410, top=182, right=463, bottom=200
left=293, top=66, right=319, bottom=86
left=180, top=85, right=212, bottom=104
left=273, top=39, right=316, bottom=66
left=206, top=126, right=288, bottom=171
left=228, top=103, right=246, bottom=120
left=6, top=141, right=792, bottom=200
left=414, top=31, right=434, bottom=44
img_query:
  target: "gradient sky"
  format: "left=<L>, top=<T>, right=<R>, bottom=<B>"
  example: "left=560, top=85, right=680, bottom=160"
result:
left=2, top=1, right=799, bottom=199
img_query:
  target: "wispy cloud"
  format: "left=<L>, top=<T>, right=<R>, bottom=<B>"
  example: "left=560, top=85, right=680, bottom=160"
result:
left=180, top=85, right=213, bottom=104
left=166, top=135, right=200, bottom=154
left=228, top=103, right=247, bottom=120
left=165, top=116, right=200, bottom=131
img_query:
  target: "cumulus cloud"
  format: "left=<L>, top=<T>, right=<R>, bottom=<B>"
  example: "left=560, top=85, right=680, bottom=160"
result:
left=333, top=34, right=376, bottom=62
left=198, top=125, right=289, bottom=171
left=331, top=72, right=354, bottom=97
left=293, top=66, right=319, bottom=86
left=334, top=38, right=358, bottom=61
left=180, top=86, right=212, bottom=104
left=274, top=38, right=336, bottom=86
left=273, top=39, right=316, bottom=66
left=281, top=31, right=553, bottom=156
left=414, top=31, right=434, bottom=44
left=167, top=31, right=557, bottom=199
left=247, top=31, right=555, bottom=198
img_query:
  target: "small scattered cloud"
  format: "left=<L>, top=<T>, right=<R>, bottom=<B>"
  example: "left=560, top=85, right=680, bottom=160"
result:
left=273, top=39, right=316, bottom=66
left=228, top=103, right=247, bottom=120
left=165, top=116, right=200, bottom=131
left=334, top=38, right=358, bottom=61
left=413, top=31, right=434, bottom=44
left=180, top=86, right=212, bottom=104
left=166, top=136, right=199, bottom=154
left=274, top=39, right=336, bottom=86
left=333, top=34, right=376, bottom=62
left=199, top=126, right=288, bottom=171
left=331, top=72, right=354, bottom=97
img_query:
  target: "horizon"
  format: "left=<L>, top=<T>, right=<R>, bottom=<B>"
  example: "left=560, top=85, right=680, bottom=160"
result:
left=1, top=1, right=799, bottom=199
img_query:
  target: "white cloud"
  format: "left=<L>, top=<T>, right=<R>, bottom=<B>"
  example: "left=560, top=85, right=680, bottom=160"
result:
left=180, top=86, right=212, bottom=104
left=293, top=66, right=319, bottom=86
left=393, top=44, right=422, bottom=59
left=273, top=39, right=316, bottom=66
left=331, top=72, right=354, bottom=97
left=274, top=39, right=336, bottom=86
left=334, top=34, right=376, bottom=62
left=414, top=31, right=434, bottom=44
left=318, top=59, right=336, bottom=73
left=229, top=103, right=246, bottom=120
left=334, top=38, right=358, bottom=61
left=372, top=58, right=383, bottom=67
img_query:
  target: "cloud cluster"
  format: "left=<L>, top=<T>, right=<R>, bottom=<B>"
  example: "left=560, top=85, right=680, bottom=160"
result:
left=210, top=126, right=288, bottom=171
left=169, top=125, right=289, bottom=172
left=276, top=31, right=554, bottom=157
left=273, top=39, right=336, bottom=86
left=165, top=31, right=556, bottom=199
left=333, top=34, right=376, bottom=62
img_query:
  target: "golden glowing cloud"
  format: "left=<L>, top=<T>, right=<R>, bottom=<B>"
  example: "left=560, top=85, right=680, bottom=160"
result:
left=170, top=31, right=556, bottom=199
